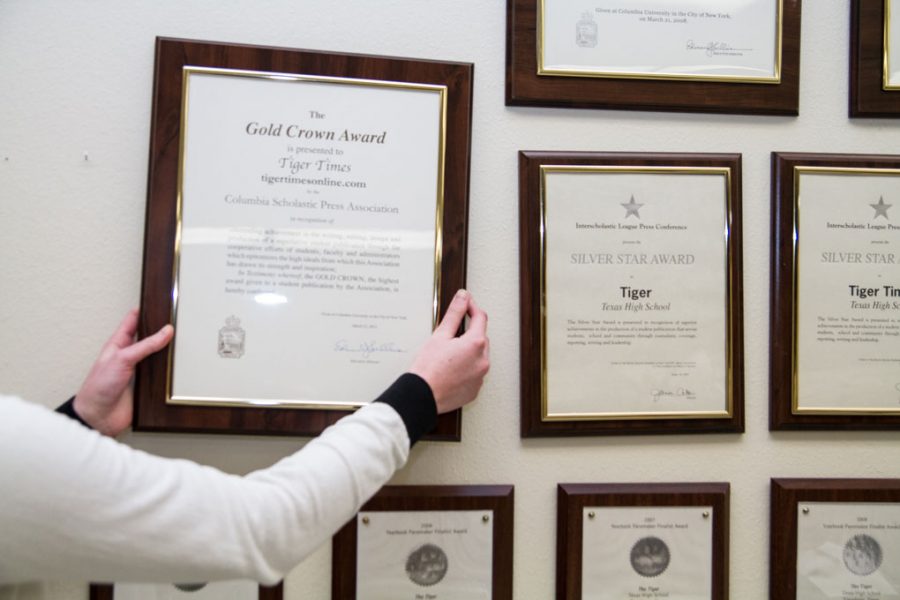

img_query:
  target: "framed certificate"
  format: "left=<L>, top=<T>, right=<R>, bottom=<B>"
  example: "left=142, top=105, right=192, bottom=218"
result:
left=771, top=478, right=900, bottom=600
left=331, top=485, right=514, bottom=600
left=506, top=0, right=801, bottom=115
left=133, top=38, right=473, bottom=438
left=90, top=582, right=282, bottom=600
left=557, top=483, right=729, bottom=600
left=519, top=152, right=744, bottom=437
left=850, top=0, right=900, bottom=117
left=770, top=153, right=900, bottom=430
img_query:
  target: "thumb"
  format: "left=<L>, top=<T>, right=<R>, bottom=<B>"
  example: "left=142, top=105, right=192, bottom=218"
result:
left=121, top=324, right=174, bottom=365
left=433, top=289, right=470, bottom=338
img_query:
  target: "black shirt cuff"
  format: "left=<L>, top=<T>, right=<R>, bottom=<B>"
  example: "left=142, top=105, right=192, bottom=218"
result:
left=55, top=396, right=92, bottom=429
left=374, top=373, right=437, bottom=446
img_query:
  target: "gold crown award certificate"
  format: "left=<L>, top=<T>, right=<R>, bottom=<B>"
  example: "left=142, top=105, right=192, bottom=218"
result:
left=169, top=68, right=444, bottom=408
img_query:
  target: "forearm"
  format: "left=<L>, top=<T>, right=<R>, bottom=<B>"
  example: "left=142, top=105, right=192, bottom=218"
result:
left=0, top=380, right=433, bottom=584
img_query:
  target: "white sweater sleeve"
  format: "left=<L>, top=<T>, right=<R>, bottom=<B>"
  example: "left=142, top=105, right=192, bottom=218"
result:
left=0, top=394, right=409, bottom=584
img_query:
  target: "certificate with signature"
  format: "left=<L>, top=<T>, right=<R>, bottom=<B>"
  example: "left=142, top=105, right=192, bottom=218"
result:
left=793, top=169, right=900, bottom=414
left=888, top=0, right=900, bottom=89
left=168, top=68, right=444, bottom=409
left=796, top=502, right=900, bottom=599
left=582, top=506, right=713, bottom=599
left=539, top=0, right=781, bottom=82
left=539, top=164, right=736, bottom=422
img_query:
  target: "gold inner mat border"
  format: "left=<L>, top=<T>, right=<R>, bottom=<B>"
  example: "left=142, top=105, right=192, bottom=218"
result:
left=885, top=0, right=900, bottom=90
left=537, top=0, right=783, bottom=84
left=791, top=166, right=900, bottom=415
left=166, top=66, right=447, bottom=408
left=538, top=165, right=735, bottom=421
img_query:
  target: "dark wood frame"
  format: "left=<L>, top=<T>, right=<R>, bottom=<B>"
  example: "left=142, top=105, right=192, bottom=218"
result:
left=331, top=485, right=514, bottom=599
left=850, top=0, right=900, bottom=117
left=769, top=152, right=900, bottom=430
left=506, top=0, right=801, bottom=115
left=90, top=582, right=283, bottom=600
left=770, top=478, right=900, bottom=600
left=134, top=38, right=473, bottom=439
left=557, top=483, right=729, bottom=600
left=519, top=151, right=745, bottom=437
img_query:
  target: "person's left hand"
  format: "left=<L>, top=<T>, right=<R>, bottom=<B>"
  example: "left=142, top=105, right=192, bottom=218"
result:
left=74, top=309, right=174, bottom=437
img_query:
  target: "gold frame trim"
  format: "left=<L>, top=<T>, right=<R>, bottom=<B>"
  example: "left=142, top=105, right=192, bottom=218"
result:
left=537, top=0, right=783, bottom=84
left=885, top=0, right=900, bottom=90
left=538, top=165, right=735, bottom=422
left=166, top=66, right=447, bottom=410
left=791, top=166, right=900, bottom=415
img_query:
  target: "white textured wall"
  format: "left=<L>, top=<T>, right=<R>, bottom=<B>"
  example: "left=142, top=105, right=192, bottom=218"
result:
left=1, top=1, right=898, bottom=598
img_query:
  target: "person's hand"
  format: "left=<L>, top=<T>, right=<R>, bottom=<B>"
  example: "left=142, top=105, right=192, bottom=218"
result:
left=409, top=289, right=489, bottom=414
left=73, top=309, right=174, bottom=437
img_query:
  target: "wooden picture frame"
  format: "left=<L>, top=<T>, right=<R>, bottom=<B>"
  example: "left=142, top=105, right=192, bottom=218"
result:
left=506, top=0, right=801, bottom=115
left=769, top=152, right=900, bottom=430
left=331, top=485, right=514, bottom=599
left=770, top=478, right=900, bottom=600
left=90, top=582, right=282, bottom=600
left=519, top=151, right=744, bottom=437
left=850, top=0, right=900, bottom=117
left=557, top=483, right=729, bottom=600
left=134, top=38, right=473, bottom=439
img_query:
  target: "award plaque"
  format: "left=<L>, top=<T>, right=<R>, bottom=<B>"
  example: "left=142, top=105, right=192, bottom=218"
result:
left=557, top=483, right=729, bottom=600
left=519, top=152, right=744, bottom=437
left=770, top=153, right=900, bottom=430
left=133, top=38, right=473, bottom=438
left=850, top=0, right=900, bottom=117
left=331, top=485, right=514, bottom=600
left=506, top=0, right=801, bottom=114
left=90, top=582, right=282, bottom=600
left=771, top=478, right=900, bottom=600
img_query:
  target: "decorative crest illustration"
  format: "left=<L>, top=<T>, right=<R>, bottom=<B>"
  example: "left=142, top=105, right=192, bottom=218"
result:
left=218, top=315, right=245, bottom=358
left=575, top=11, right=598, bottom=48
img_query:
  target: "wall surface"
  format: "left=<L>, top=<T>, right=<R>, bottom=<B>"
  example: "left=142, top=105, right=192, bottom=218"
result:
left=1, top=1, right=898, bottom=599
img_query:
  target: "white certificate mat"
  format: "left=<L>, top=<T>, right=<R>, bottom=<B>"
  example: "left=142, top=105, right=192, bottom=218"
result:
left=795, top=170, right=900, bottom=412
left=114, top=581, right=258, bottom=599
left=797, top=502, right=900, bottom=599
left=355, top=510, right=493, bottom=600
left=170, top=68, right=444, bottom=408
left=540, top=0, right=780, bottom=81
left=888, top=0, right=900, bottom=89
left=582, top=506, right=713, bottom=599
left=542, top=168, right=730, bottom=419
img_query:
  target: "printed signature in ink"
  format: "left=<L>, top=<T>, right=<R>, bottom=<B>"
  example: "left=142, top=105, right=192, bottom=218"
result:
left=334, top=339, right=404, bottom=359
left=651, top=388, right=696, bottom=401
left=686, top=40, right=752, bottom=57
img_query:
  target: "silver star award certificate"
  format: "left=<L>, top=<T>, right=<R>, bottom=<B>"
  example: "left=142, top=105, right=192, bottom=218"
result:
left=541, top=167, right=731, bottom=419
left=794, top=169, right=900, bottom=413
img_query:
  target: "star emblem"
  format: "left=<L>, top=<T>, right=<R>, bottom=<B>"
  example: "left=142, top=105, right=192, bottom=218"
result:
left=870, top=196, right=891, bottom=220
left=621, top=195, right=643, bottom=219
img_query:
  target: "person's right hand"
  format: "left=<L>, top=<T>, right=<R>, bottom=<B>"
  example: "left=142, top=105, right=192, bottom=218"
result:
left=74, top=309, right=174, bottom=437
left=409, top=289, right=490, bottom=414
